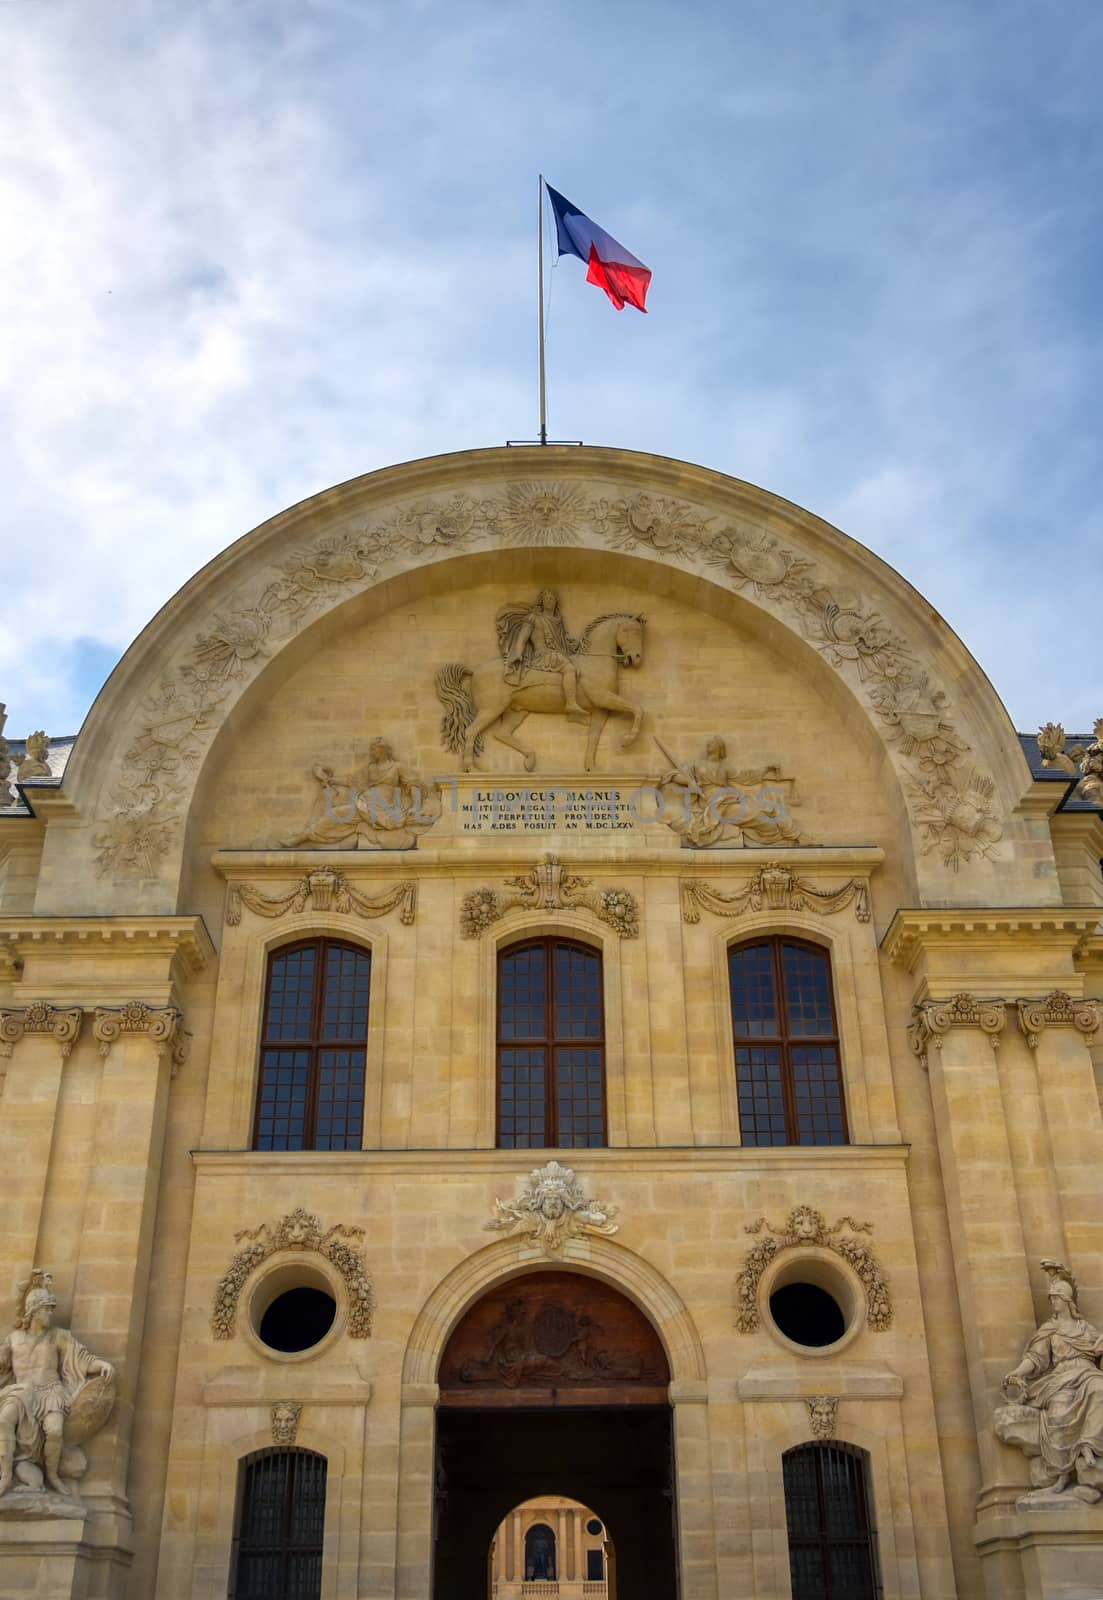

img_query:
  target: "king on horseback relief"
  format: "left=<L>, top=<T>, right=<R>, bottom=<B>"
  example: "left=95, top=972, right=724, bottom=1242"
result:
left=435, top=589, right=646, bottom=772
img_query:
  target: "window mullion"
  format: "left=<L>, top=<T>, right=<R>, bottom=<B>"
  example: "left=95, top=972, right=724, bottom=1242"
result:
left=772, top=940, right=798, bottom=1144
left=545, top=940, right=558, bottom=1146
left=307, top=942, right=328, bottom=1150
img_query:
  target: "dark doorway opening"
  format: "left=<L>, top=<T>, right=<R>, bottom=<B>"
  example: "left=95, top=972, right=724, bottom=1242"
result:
left=433, top=1406, right=677, bottom=1600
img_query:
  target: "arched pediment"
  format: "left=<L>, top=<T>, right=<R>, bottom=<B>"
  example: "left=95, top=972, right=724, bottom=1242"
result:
left=51, top=445, right=1033, bottom=913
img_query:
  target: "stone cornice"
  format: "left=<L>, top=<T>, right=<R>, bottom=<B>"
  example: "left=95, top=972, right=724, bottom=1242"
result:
left=212, top=844, right=885, bottom=880
left=0, top=916, right=215, bottom=980
left=882, top=908, right=1102, bottom=971
left=908, top=989, right=1102, bottom=1064
left=191, top=1143, right=911, bottom=1178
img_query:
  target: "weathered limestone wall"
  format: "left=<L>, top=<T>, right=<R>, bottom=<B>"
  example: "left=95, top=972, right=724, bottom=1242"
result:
left=1, top=450, right=1100, bottom=1599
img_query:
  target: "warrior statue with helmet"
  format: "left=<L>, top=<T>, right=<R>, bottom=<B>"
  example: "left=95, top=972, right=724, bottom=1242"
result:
left=996, top=1258, right=1103, bottom=1504
left=0, top=1269, right=115, bottom=1502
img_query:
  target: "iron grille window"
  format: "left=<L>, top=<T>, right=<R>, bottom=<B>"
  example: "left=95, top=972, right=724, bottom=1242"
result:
left=253, top=940, right=370, bottom=1150
left=729, top=938, right=847, bottom=1146
left=497, top=939, right=606, bottom=1148
left=230, top=1447, right=327, bottom=1600
left=783, top=1442, right=881, bottom=1600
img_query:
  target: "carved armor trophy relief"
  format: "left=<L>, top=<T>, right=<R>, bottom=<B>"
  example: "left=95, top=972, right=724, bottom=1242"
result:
left=435, top=588, right=646, bottom=772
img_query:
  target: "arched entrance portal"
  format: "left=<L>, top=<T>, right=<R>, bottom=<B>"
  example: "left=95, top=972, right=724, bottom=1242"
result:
left=433, top=1270, right=677, bottom=1599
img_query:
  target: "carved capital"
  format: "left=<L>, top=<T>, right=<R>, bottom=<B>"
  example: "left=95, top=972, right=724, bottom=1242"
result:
left=805, top=1395, right=839, bottom=1440
left=1016, top=991, right=1102, bottom=1049
left=908, top=993, right=1006, bottom=1065
left=681, top=864, right=869, bottom=924
left=460, top=853, right=638, bottom=939
left=226, top=868, right=416, bottom=926
left=92, top=1001, right=185, bottom=1063
left=0, top=1003, right=84, bottom=1058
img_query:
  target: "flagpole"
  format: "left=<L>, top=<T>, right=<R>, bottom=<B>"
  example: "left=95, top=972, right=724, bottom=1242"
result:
left=537, top=173, right=548, bottom=445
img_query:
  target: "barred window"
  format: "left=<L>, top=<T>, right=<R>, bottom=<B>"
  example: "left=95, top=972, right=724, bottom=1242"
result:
left=497, top=939, right=606, bottom=1148
left=230, top=1447, right=327, bottom=1600
left=253, top=940, right=370, bottom=1151
left=784, top=1442, right=881, bottom=1599
left=729, top=938, right=847, bottom=1146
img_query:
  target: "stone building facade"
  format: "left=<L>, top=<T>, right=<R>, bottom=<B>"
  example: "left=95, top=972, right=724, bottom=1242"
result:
left=0, top=444, right=1101, bottom=1599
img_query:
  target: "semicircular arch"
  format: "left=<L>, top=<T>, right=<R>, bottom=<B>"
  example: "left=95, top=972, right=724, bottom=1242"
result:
left=55, top=446, right=1030, bottom=912
left=402, top=1233, right=707, bottom=1389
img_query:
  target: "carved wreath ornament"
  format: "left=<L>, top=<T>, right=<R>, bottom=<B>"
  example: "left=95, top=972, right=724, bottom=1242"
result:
left=211, top=1208, right=375, bottom=1340
left=95, top=482, right=1001, bottom=878
left=460, top=853, right=638, bottom=940
left=734, top=1205, right=892, bottom=1334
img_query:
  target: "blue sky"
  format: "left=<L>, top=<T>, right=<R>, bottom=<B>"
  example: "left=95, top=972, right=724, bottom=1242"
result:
left=2, top=0, right=1100, bottom=738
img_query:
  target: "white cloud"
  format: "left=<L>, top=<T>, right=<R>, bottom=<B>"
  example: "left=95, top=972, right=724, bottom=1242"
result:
left=0, top=0, right=1099, bottom=737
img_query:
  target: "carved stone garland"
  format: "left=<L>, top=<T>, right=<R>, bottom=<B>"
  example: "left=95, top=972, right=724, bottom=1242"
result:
left=680, top=863, right=870, bottom=924
left=211, top=1208, right=374, bottom=1340
left=94, top=483, right=1000, bottom=878
left=460, top=853, right=638, bottom=939
left=734, top=1205, right=892, bottom=1334
left=225, top=867, right=417, bottom=926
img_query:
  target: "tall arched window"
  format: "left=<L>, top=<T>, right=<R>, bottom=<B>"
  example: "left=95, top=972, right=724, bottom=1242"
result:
left=253, top=940, right=370, bottom=1150
left=524, top=1522, right=557, bottom=1581
left=230, top=1447, right=327, bottom=1600
left=783, top=1442, right=881, bottom=1599
left=729, top=937, right=847, bottom=1145
left=497, top=938, right=606, bottom=1148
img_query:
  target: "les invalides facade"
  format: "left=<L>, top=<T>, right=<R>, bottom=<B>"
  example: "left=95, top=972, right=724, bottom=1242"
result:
left=0, top=445, right=1101, bottom=1600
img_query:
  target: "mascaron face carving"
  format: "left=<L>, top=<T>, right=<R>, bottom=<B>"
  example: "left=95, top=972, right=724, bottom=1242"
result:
left=485, top=1162, right=619, bottom=1257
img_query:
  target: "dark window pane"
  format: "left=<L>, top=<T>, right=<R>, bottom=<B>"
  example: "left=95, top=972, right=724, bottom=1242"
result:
left=729, top=942, right=779, bottom=1037
left=781, top=942, right=836, bottom=1037
left=500, top=944, right=548, bottom=1040
left=730, top=939, right=847, bottom=1146
left=255, top=942, right=370, bottom=1152
left=497, top=940, right=605, bottom=1148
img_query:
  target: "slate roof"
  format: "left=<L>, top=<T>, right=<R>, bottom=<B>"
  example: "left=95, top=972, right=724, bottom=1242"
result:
left=1, top=735, right=78, bottom=815
left=1018, top=731, right=1101, bottom=813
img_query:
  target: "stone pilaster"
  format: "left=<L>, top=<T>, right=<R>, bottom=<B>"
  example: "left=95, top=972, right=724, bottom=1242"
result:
left=0, top=1007, right=84, bottom=1305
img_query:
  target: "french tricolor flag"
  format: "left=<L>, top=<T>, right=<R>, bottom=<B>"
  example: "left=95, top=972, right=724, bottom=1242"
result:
left=545, top=183, right=652, bottom=313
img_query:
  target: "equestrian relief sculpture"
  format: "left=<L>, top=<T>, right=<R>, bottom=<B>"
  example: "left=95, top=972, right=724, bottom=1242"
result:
left=436, top=588, right=645, bottom=771
left=0, top=1270, right=116, bottom=1513
left=995, top=1259, right=1103, bottom=1507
